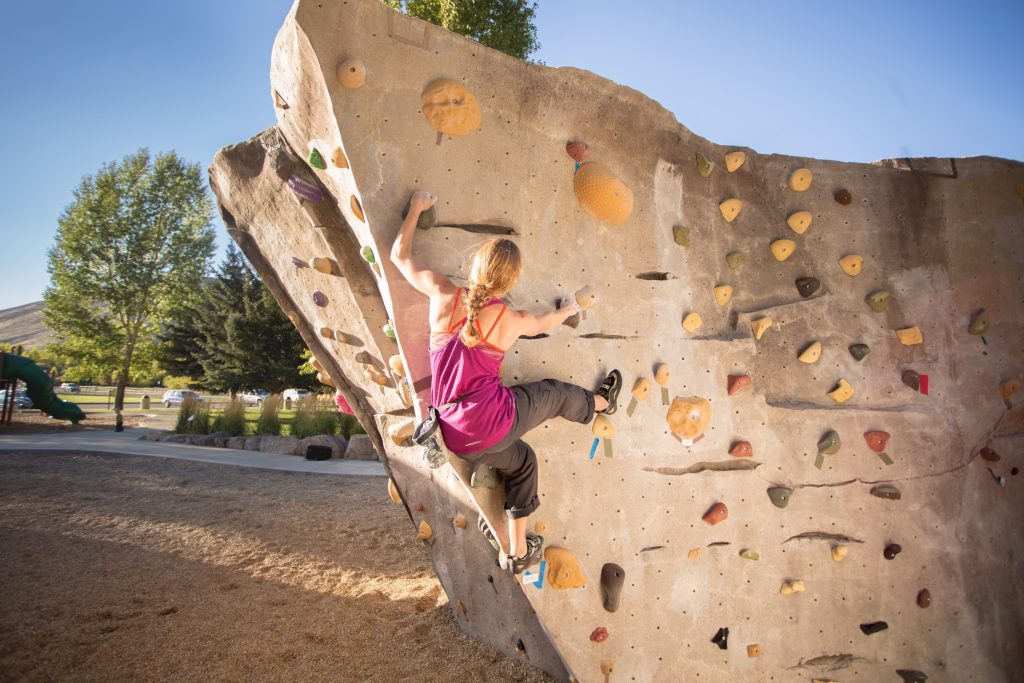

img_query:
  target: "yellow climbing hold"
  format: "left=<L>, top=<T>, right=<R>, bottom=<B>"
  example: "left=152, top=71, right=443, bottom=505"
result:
left=593, top=415, right=617, bottom=438
left=350, top=195, right=365, bottom=222
left=388, top=419, right=415, bottom=446
left=415, top=520, right=433, bottom=542
left=896, top=326, right=924, bottom=346
left=535, top=520, right=548, bottom=534
left=726, top=251, right=745, bottom=270
left=310, top=257, right=333, bottom=274
left=453, top=513, right=468, bottom=529
left=387, top=478, right=400, bottom=503
left=828, top=378, right=855, bottom=404
left=798, top=341, right=822, bottom=364
left=751, top=316, right=773, bottom=341
left=786, top=211, right=813, bottom=235
left=780, top=579, right=806, bottom=595
left=420, top=79, right=481, bottom=136
left=747, top=644, right=762, bottom=658
left=655, top=364, right=671, bottom=387
left=545, top=547, right=587, bottom=589
left=688, top=548, right=700, bottom=559
left=724, top=151, right=746, bottom=173
left=714, top=285, right=733, bottom=306
left=600, top=661, right=615, bottom=677
left=388, top=354, right=405, bottom=377
left=682, top=312, right=703, bottom=333
left=632, top=378, right=652, bottom=400
left=789, top=168, right=813, bottom=192
left=336, top=59, right=366, bottom=88
left=831, top=545, right=848, bottom=562
left=666, top=396, right=712, bottom=440
left=770, top=239, right=796, bottom=262
left=331, top=147, right=349, bottom=168
left=574, top=162, right=634, bottom=225
left=838, top=254, right=863, bottom=276
left=719, top=198, right=742, bottom=223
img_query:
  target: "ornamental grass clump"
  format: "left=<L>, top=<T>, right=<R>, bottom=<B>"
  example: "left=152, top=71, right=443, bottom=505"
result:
left=175, top=395, right=211, bottom=434
left=255, top=393, right=283, bottom=435
left=292, top=394, right=339, bottom=439
left=212, top=397, right=247, bottom=436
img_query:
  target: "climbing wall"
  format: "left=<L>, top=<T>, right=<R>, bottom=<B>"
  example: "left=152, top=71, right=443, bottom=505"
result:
left=209, top=1, right=1024, bottom=680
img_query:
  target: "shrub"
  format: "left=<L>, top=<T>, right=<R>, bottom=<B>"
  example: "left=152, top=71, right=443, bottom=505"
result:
left=175, top=395, right=211, bottom=434
left=164, top=375, right=196, bottom=389
left=212, top=397, right=247, bottom=436
left=292, top=394, right=340, bottom=439
left=255, top=393, right=283, bottom=435
left=339, top=414, right=364, bottom=438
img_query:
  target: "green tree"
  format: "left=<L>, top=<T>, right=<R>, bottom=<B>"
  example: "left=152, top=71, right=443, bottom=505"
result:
left=45, top=149, right=215, bottom=412
left=383, top=0, right=540, bottom=60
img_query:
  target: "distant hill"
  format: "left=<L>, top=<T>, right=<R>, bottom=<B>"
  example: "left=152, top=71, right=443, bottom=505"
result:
left=0, top=302, right=57, bottom=350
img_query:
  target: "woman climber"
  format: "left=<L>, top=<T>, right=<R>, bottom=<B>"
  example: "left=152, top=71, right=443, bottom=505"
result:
left=390, top=190, right=622, bottom=573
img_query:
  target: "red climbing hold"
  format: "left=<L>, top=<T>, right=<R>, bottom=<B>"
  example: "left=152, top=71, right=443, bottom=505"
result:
left=414, top=503, right=425, bottom=512
left=566, top=141, right=592, bottom=162
left=702, top=502, right=729, bottom=526
left=863, top=431, right=890, bottom=453
left=727, top=374, right=752, bottom=396
left=729, top=441, right=753, bottom=458
left=590, top=627, right=609, bottom=643
left=980, top=447, right=1000, bottom=462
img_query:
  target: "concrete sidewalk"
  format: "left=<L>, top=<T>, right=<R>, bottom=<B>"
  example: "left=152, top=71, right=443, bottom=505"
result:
left=0, top=427, right=386, bottom=476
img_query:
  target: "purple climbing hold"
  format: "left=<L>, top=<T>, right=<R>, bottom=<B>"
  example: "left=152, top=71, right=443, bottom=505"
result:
left=287, top=174, right=323, bottom=204
left=313, top=291, right=328, bottom=307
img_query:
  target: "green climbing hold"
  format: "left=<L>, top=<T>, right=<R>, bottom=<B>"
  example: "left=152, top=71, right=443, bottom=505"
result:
left=672, top=224, right=691, bottom=247
left=383, top=321, right=396, bottom=339
left=870, top=484, right=902, bottom=500
left=308, top=148, right=327, bottom=170
left=865, top=290, right=891, bottom=313
left=739, top=549, right=760, bottom=560
left=360, top=245, right=376, bottom=264
left=695, top=152, right=714, bottom=177
left=726, top=252, right=745, bottom=270
left=795, top=277, right=820, bottom=298
left=817, top=430, right=841, bottom=455
left=968, top=309, right=989, bottom=335
left=849, top=343, right=870, bottom=361
left=767, top=486, right=793, bottom=509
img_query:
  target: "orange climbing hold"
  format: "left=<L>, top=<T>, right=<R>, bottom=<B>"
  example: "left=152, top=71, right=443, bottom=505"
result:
left=573, top=162, right=634, bottom=224
left=751, top=316, right=773, bottom=341
left=336, top=59, right=366, bottom=88
left=896, top=326, right=924, bottom=346
left=387, top=478, right=400, bottom=503
left=714, top=284, right=734, bottom=306
left=864, top=431, right=890, bottom=453
left=682, top=312, right=703, bottom=333
left=727, top=374, right=752, bottom=396
left=415, top=520, right=432, bottom=542
left=770, top=239, right=796, bottom=262
left=667, top=396, right=712, bottom=440
left=702, top=502, right=729, bottom=525
left=421, top=79, right=481, bottom=135
left=789, top=168, right=812, bottom=192
left=729, top=441, right=753, bottom=458
left=545, top=547, right=587, bottom=589
left=719, top=198, right=743, bottom=223
left=593, top=415, right=617, bottom=438
left=838, top=254, right=863, bottom=276
left=724, top=151, right=746, bottom=173
left=786, top=211, right=813, bottom=235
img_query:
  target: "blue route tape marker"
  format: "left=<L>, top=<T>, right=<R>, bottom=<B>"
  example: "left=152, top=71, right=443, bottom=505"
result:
left=523, top=560, right=546, bottom=589
left=589, top=438, right=599, bottom=460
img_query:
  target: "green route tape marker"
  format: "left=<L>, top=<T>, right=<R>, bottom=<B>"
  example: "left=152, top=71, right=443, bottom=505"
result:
left=878, top=452, right=894, bottom=466
left=814, top=453, right=825, bottom=469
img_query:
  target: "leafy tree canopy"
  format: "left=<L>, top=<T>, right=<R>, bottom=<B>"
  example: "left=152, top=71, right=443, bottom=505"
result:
left=382, top=0, right=540, bottom=60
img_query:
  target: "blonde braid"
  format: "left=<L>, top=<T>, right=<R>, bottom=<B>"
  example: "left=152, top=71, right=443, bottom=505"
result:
left=460, top=283, right=492, bottom=348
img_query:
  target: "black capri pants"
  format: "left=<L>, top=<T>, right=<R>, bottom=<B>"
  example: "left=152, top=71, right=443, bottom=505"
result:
left=459, top=379, right=595, bottom=519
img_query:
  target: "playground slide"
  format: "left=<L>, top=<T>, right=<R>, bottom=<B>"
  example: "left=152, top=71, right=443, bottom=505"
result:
left=1, top=353, right=86, bottom=423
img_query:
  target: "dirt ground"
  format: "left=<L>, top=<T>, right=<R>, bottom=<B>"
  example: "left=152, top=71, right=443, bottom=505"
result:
left=0, top=451, right=554, bottom=682
left=0, top=409, right=145, bottom=435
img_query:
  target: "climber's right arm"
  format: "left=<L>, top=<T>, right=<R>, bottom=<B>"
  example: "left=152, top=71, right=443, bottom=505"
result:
left=390, top=191, right=456, bottom=298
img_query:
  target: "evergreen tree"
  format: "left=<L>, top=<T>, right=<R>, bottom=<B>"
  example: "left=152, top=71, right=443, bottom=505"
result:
left=382, top=0, right=540, bottom=60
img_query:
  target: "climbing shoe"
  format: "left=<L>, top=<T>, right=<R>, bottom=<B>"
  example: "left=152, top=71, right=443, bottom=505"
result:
left=478, top=515, right=500, bottom=552
left=508, top=534, right=544, bottom=575
left=595, top=369, right=622, bottom=415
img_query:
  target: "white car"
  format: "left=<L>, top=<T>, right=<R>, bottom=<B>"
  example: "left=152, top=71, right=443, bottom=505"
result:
left=282, top=389, right=310, bottom=402
left=240, top=389, right=269, bottom=406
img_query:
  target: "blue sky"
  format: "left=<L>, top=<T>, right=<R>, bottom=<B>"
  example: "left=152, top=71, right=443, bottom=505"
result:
left=1, top=0, right=1022, bottom=311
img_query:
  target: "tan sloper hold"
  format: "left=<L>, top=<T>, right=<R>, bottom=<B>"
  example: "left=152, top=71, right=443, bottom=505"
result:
left=387, top=478, right=400, bottom=504
left=632, top=377, right=652, bottom=400
left=832, top=545, right=848, bottom=562
left=771, top=239, right=796, bottom=262
left=545, top=547, right=587, bottom=589
left=838, top=254, right=863, bottom=276
left=828, top=378, right=855, bottom=403
left=682, top=312, right=702, bottom=333
left=574, top=162, right=634, bottom=224
left=896, top=326, right=924, bottom=345
left=789, top=168, right=813, bottom=191
left=592, top=414, right=617, bottom=438
left=780, top=580, right=806, bottom=595
left=714, top=285, right=734, bottom=306
left=666, top=396, right=712, bottom=440
left=655, top=364, right=671, bottom=387
left=415, top=520, right=432, bottom=542
left=421, top=79, right=481, bottom=135
left=786, top=210, right=813, bottom=234
left=751, top=316, right=773, bottom=341
left=725, top=151, right=746, bottom=172
left=798, top=341, right=822, bottom=363
left=719, top=198, right=742, bottom=222
left=336, top=59, right=366, bottom=88
left=331, top=146, right=349, bottom=168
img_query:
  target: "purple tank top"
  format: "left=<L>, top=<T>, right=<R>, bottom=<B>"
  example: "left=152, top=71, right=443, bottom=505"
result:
left=429, top=297, right=516, bottom=455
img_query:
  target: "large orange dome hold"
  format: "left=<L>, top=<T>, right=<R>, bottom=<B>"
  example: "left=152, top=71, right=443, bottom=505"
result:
left=573, top=162, right=633, bottom=225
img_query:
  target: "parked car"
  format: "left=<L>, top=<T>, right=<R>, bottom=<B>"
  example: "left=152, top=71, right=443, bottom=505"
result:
left=282, top=389, right=309, bottom=402
left=161, top=389, right=202, bottom=408
left=59, top=382, right=81, bottom=393
left=240, top=389, right=269, bottom=406
left=0, top=388, right=34, bottom=409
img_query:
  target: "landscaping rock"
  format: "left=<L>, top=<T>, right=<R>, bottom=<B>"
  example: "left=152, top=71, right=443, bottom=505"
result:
left=300, top=434, right=349, bottom=459
left=345, top=434, right=379, bottom=460
left=259, top=435, right=301, bottom=455
left=164, top=434, right=190, bottom=443
left=226, top=436, right=248, bottom=450
left=244, top=436, right=264, bottom=451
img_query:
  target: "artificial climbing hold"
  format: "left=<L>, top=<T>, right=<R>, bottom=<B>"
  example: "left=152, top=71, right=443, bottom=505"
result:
left=287, top=174, right=323, bottom=204
left=590, top=627, right=609, bottom=643
left=672, top=224, right=690, bottom=246
left=453, top=513, right=467, bottom=529
left=727, top=374, right=752, bottom=396
left=787, top=211, right=813, bottom=235
left=702, top=502, right=729, bottom=526
left=917, top=589, right=931, bottom=608
left=535, top=521, right=548, bottom=533
left=902, top=370, right=921, bottom=391
left=729, top=441, right=753, bottom=458
left=789, top=168, right=812, bottom=191
left=308, top=148, right=327, bottom=170
left=655, top=364, right=671, bottom=405
left=719, top=198, right=742, bottom=223
left=897, top=670, right=929, bottom=683
left=388, top=419, right=415, bottom=446
left=576, top=285, right=597, bottom=311
left=688, top=548, right=700, bottom=559
left=870, top=484, right=902, bottom=500
left=770, top=239, right=796, bottom=262
left=750, top=316, right=773, bottom=341
left=415, top=520, right=432, bottom=542
left=832, top=545, right=848, bottom=562
left=780, top=580, right=806, bottom=595
left=849, top=343, right=870, bottom=361
left=746, top=644, right=762, bottom=658
left=273, top=90, right=289, bottom=109
left=740, top=549, right=760, bottom=560
left=387, top=478, right=400, bottom=503
left=600, top=563, right=625, bottom=612
left=818, top=430, right=841, bottom=455
left=360, top=245, right=375, bottom=265
left=724, top=151, right=746, bottom=173
left=566, top=141, right=591, bottom=162
left=350, top=195, right=365, bottom=222
left=1001, top=379, right=1020, bottom=400
left=337, top=59, right=366, bottom=88
left=471, top=462, right=501, bottom=488
left=724, top=254, right=746, bottom=275
left=332, top=147, right=349, bottom=168
left=667, top=396, right=712, bottom=440
left=414, top=503, right=425, bottom=512
left=827, top=379, right=855, bottom=404
left=711, top=627, right=729, bottom=650
left=714, top=285, right=734, bottom=306
left=695, top=152, right=715, bottom=177
left=865, top=290, right=892, bottom=313
left=896, top=326, right=924, bottom=346
left=600, top=660, right=615, bottom=677
left=421, top=79, right=481, bottom=136
left=593, top=415, right=617, bottom=438
left=864, top=431, right=890, bottom=453
left=682, top=312, right=703, bottom=334
left=979, top=447, right=1000, bottom=462
left=382, top=321, right=396, bottom=339
left=884, top=543, right=902, bottom=560
left=388, top=355, right=405, bottom=378
left=545, top=547, right=587, bottom=589
left=859, top=621, right=888, bottom=635
left=574, top=162, right=634, bottom=224
left=310, top=257, right=333, bottom=274
left=402, top=202, right=437, bottom=230
left=627, top=378, right=651, bottom=417
left=768, top=487, right=793, bottom=509
left=838, top=255, right=863, bottom=276
left=968, top=309, right=989, bottom=335
left=312, top=291, right=328, bottom=307
left=796, top=277, right=820, bottom=298
left=798, top=341, right=822, bottom=364
left=834, top=188, right=853, bottom=204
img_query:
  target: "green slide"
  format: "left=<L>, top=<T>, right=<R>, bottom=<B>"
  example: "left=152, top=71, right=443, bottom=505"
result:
left=1, top=353, right=86, bottom=424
